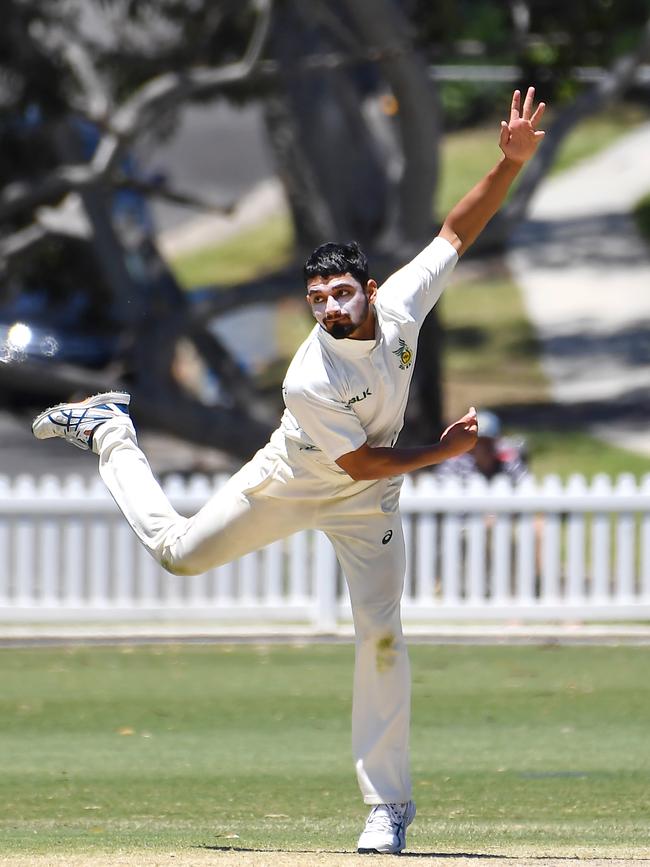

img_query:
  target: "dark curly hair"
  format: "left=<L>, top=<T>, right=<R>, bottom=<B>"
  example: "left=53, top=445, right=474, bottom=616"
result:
left=303, top=240, right=369, bottom=287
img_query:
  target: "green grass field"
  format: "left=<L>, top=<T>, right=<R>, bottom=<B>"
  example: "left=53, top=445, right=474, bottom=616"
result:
left=1, top=643, right=649, bottom=859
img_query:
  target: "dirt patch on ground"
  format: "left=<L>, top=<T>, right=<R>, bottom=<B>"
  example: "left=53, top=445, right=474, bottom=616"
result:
left=1, top=853, right=649, bottom=867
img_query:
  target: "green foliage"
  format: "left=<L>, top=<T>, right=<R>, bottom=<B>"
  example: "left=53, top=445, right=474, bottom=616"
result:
left=1, top=644, right=649, bottom=855
left=439, top=82, right=514, bottom=131
left=413, top=1, right=512, bottom=58
left=414, top=0, right=650, bottom=113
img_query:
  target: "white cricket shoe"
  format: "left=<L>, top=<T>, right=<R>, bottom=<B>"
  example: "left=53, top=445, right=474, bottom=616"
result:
left=32, top=391, right=132, bottom=452
left=357, top=800, right=416, bottom=855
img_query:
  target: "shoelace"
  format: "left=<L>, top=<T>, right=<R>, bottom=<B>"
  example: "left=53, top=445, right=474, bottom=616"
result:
left=365, top=803, right=405, bottom=833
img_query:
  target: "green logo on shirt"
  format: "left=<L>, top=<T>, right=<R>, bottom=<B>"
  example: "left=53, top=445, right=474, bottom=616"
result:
left=392, top=338, right=413, bottom=370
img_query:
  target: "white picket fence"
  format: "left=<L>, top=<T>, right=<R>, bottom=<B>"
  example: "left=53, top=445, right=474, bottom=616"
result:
left=0, top=471, right=649, bottom=628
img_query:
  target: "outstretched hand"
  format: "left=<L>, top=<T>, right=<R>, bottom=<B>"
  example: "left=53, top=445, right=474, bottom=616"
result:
left=499, top=86, right=546, bottom=165
left=439, top=407, right=478, bottom=458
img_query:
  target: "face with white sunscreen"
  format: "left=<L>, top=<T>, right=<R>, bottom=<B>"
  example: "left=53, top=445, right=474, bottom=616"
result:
left=306, top=274, right=376, bottom=340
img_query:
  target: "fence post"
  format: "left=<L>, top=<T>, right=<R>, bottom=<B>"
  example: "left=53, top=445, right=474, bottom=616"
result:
left=38, top=475, right=62, bottom=608
left=540, top=474, right=562, bottom=603
left=615, top=473, right=637, bottom=603
left=415, top=473, right=437, bottom=605
left=491, top=475, right=514, bottom=604
left=440, top=477, right=462, bottom=605
left=514, top=475, right=537, bottom=604
left=0, top=476, right=10, bottom=606
left=466, top=475, right=488, bottom=605
left=14, top=475, right=38, bottom=607
left=642, top=474, right=650, bottom=601
left=61, top=474, right=87, bottom=608
left=591, top=473, right=612, bottom=603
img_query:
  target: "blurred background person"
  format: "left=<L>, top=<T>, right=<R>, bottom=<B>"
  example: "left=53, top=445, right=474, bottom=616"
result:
left=435, top=409, right=528, bottom=484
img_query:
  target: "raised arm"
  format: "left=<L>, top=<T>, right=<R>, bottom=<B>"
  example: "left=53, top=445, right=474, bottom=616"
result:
left=439, top=86, right=545, bottom=257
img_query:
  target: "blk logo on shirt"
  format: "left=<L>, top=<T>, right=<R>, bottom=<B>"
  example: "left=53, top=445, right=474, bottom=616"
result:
left=382, top=530, right=393, bottom=545
left=345, top=388, right=372, bottom=408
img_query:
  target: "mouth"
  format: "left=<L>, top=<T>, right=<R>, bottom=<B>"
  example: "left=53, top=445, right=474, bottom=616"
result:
left=324, top=314, right=350, bottom=327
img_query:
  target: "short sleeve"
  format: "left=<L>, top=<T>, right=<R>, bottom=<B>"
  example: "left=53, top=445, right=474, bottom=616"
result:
left=378, top=236, right=458, bottom=325
left=284, top=384, right=367, bottom=462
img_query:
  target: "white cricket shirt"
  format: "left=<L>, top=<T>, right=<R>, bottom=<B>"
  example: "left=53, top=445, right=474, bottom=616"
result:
left=279, top=236, right=459, bottom=465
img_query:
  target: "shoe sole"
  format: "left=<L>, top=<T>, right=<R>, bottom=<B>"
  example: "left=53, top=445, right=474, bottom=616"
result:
left=32, top=391, right=131, bottom=439
left=358, top=848, right=395, bottom=855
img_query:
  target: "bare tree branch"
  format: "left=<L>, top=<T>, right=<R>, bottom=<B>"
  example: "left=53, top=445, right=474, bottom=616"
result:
left=0, top=0, right=273, bottom=224
left=28, top=13, right=116, bottom=122
left=0, top=223, right=49, bottom=264
left=116, top=177, right=236, bottom=215
left=98, top=0, right=274, bottom=170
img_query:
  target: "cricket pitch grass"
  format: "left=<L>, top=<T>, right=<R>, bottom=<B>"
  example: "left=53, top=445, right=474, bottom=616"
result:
left=1, top=643, right=649, bottom=865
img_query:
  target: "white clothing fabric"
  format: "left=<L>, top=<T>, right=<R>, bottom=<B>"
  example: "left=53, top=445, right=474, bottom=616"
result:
left=92, top=235, right=458, bottom=805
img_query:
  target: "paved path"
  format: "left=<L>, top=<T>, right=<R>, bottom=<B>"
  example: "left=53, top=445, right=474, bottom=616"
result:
left=506, top=123, right=650, bottom=456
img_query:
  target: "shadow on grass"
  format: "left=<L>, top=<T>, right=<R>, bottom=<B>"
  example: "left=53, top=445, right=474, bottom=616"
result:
left=197, top=846, right=503, bottom=856
left=197, top=844, right=650, bottom=860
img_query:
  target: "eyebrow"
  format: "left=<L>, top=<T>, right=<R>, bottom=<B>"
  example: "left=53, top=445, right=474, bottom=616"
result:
left=307, top=279, right=360, bottom=296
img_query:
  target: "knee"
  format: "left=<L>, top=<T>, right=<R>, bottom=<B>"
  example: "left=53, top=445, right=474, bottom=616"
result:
left=352, top=599, right=403, bottom=642
left=355, top=622, right=408, bottom=676
left=159, top=547, right=206, bottom=577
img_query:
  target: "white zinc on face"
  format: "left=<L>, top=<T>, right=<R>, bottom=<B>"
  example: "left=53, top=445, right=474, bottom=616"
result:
left=306, top=274, right=375, bottom=340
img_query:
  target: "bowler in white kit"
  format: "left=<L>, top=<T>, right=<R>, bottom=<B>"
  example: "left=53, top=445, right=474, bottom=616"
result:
left=33, top=88, right=545, bottom=854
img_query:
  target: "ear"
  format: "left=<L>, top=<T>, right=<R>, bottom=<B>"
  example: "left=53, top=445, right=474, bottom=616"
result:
left=365, top=279, right=378, bottom=304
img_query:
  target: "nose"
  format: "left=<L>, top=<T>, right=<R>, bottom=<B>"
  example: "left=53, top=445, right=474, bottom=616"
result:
left=325, top=295, right=341, bottom=316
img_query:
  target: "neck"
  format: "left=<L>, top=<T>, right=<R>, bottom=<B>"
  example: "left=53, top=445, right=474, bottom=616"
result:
left=348, top=308, right=376, bottom=341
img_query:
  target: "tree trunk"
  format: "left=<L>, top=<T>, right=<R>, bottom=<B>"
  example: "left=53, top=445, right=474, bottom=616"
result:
left=262, top=0, right=390, bottom=253
left=345, top=0, right=441, bottom=251
left=346, top=0, right=445, bottom=438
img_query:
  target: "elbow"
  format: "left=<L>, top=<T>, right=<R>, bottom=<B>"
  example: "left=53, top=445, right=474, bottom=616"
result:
left=336, top=444, right=385, bottom=481
left=439, top=224, right=465, bottom=256
left=341, top=466, right=368, bottom=482
left=343, top=462, right=385, bottom=481
left=336, top=457, right=375, bottom=481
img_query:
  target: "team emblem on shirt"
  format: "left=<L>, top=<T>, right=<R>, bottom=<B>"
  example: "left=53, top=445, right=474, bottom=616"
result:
left=392, top=338, right=413, bottom=370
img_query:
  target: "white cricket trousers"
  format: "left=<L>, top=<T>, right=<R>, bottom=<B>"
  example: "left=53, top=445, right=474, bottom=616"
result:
left=94, top=419, right=411, bottom=805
